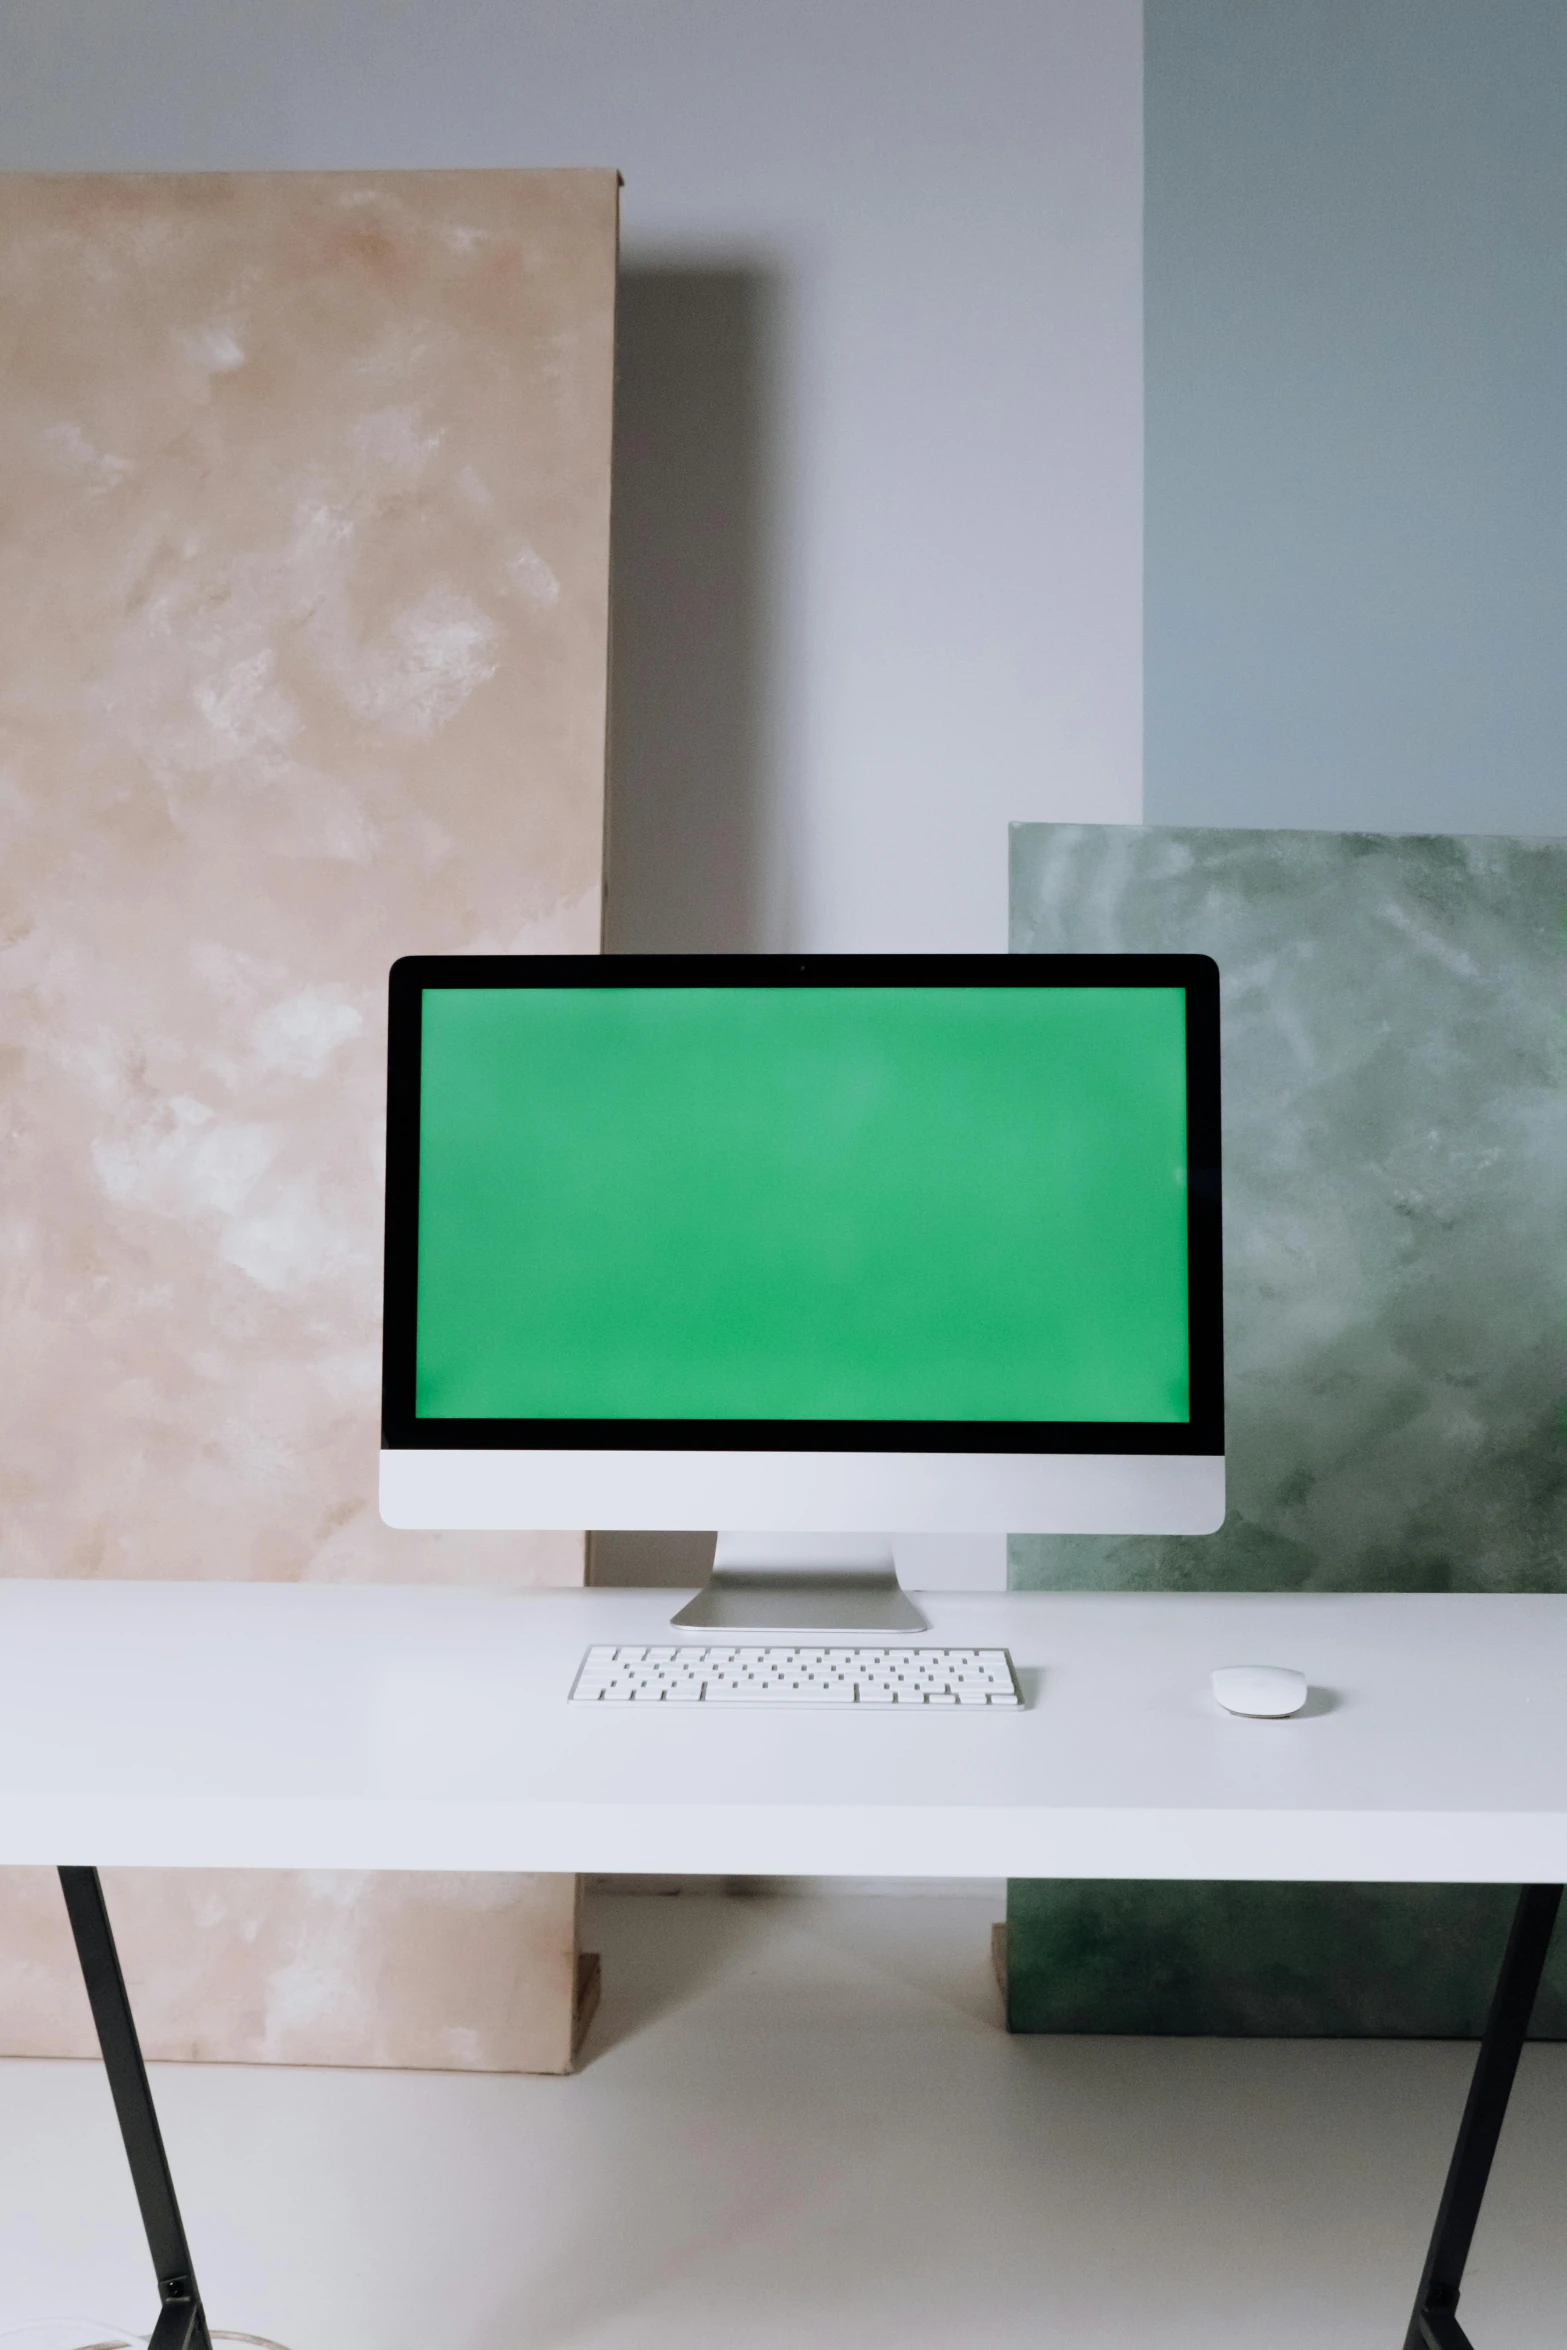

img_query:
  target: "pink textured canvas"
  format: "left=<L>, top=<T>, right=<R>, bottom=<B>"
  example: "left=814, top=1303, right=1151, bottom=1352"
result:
left=0, top=170, right=618, bottom=2070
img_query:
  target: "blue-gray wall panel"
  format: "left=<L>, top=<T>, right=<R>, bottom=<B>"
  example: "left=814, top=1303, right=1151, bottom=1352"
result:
left=1146, top=0, right=1567, bottom=837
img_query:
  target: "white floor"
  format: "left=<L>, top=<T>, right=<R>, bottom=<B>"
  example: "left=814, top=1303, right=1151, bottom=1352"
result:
left=1, top=1889, right=1563, bottom=2350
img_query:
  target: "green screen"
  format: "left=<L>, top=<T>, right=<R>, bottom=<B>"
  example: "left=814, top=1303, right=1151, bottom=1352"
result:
left=415, top=986, right=1190, bottom=1423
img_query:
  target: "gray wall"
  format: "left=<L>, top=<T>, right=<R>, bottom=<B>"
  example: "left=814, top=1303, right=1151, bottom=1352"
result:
left=1146, top=0, right=1567, bottom=836
left=0, top=0, right=1144, bottom=951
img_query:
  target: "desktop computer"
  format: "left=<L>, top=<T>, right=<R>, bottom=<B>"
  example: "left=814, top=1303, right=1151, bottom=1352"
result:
left=380, top=952, right=1223, bottom=1665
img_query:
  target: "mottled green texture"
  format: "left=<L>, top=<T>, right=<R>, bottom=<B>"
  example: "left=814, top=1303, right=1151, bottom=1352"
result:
left=1006, top=1881, right=1567, bottom=2038
left=1006, top=823, right=1567, bottom=2036
left=1011, top=825, right=1567, bottom=1595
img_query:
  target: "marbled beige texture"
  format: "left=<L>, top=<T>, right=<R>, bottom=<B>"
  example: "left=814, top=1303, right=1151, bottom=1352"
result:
left=0, top=171, right=618, bottom=2066
left=2, top=1868, right=585, bottom=2073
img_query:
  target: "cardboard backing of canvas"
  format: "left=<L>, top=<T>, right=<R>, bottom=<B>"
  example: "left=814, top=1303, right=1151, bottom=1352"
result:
left=0, top=169, right=619, bottom=2070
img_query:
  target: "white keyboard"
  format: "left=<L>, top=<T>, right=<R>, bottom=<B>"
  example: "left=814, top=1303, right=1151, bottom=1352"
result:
left=570, top=1643, right=1022, bottom=1707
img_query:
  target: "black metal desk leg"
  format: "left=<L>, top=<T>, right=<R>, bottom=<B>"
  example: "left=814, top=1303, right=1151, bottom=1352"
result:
left=1403, top=1882, right=1563, bottom=2350
left=57, top=1868, right=213, bottom=2350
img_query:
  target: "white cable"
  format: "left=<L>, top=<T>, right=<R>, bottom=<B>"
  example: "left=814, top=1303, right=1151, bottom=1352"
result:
left=0, top=2325, right=136, bottom=2348
left=0, top=2327, right=291, bottom=2350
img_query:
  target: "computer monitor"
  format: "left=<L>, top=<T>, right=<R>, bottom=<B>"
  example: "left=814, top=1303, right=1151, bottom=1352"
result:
left=380, top=953, right=1223, bottom=1622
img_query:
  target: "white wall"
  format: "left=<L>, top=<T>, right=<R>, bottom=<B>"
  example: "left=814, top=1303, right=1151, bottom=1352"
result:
left=0, top=0, right=1143, bottom=950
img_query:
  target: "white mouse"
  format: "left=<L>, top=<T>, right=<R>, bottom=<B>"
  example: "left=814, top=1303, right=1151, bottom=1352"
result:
left=1212, top=1664, right=1307, bottom=1718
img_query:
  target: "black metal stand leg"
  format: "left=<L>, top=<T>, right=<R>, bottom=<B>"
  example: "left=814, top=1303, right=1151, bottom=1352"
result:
left=1403, top=1883, right=1563, bottom=2350
left=57, top=1868, right=213, bottom=2350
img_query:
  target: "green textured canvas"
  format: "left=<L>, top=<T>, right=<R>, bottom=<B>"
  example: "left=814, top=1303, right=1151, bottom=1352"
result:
left=1007, top=823, right=1567, bottom=2037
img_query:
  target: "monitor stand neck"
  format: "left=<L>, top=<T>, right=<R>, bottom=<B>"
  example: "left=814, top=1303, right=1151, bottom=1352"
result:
left=670, top=1533, right=929, bottom=1632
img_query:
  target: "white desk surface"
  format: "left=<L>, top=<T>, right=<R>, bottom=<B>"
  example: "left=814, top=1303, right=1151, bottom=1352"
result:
left=0, top=1581, right=1562, bottom=1883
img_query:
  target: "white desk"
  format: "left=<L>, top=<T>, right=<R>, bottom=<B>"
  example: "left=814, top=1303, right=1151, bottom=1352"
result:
left=3, top=1581, right=1565, bottom=1881
left=4, top=1580, right=1561, bottom=2350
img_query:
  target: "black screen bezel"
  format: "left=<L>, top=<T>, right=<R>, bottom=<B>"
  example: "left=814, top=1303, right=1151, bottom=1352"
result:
left=381, top=953, right=1223, bottom=1456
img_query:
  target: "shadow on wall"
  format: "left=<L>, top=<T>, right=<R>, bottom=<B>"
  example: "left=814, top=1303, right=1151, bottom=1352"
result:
left=589, top=1530, right=716, bottom=1589
left=605, top=264, right=777, bottom=955
left=595, top=266, right=775, bottom=1588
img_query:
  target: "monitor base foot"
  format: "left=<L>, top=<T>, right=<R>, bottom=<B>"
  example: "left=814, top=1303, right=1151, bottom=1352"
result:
left=671, top=1572, right=928, bottom=1631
